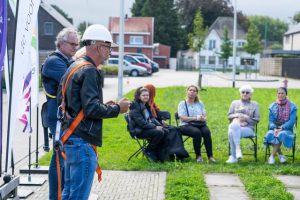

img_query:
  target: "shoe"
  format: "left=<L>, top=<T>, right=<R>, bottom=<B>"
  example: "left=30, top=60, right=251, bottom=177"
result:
left=196, top=156, right=204, bottom=163
left=268, top=155, right=275, bottom=164
left=279, top=154, right=287, bottom=163
left=226, top=155, right=237, bottom=164
left=236, top=149, right=243, bottom=160
left=208, top=157, right=216, bottom=163
left=144, top=149, right=158, bottom=161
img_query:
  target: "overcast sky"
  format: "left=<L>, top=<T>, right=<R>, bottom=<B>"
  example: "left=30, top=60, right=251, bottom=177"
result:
left=45, top=0, right=300, bottom=27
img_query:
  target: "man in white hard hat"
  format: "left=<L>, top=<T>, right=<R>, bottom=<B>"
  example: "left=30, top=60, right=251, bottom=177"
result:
left=57, top=24, right=130, bottom=199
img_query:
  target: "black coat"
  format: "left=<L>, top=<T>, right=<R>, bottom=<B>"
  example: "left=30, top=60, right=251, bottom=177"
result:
left=58, top=56, right=120, bottom=147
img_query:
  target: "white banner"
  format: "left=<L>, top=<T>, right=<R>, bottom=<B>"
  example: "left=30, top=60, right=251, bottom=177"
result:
left=6, top=0, right=40, bottom=170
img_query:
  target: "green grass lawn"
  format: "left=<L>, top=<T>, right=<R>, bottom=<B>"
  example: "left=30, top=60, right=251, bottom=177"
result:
left=39, top=87, right=300, bottom=200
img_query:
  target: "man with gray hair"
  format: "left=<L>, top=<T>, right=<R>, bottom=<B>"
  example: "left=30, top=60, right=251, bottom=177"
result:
left=41, top=27, right=79, bottom=200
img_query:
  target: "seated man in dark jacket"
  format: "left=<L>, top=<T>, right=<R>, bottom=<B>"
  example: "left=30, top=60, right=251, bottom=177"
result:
left=129, top=87, right=164, bottom=161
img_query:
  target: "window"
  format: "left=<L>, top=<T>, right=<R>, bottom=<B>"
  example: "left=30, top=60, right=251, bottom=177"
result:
left=116, top=35, right=119, bottom=44
left=285, top=35, right=290, bottom=44
left=129, top=36, right=144, bottom=45
left=238, top=41, right=245, bottom=47
left=200, top=56, right=206, bottom=64
left=209, top=40, right=216, bottom=50
left=44, top=22, right=53, bottom=36
left=208, top=56, right=216, bottom=65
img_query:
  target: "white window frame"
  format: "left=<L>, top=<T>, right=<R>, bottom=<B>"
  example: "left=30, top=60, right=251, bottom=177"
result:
left=129, top=36, right=144, bottom=45
left=44, top=22, right=54, bottom=36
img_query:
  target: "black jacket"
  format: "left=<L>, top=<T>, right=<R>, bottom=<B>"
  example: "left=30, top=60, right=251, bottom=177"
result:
left=129, top=100, right=159, bottom=135
left=58, top=56, right=120, bottom=146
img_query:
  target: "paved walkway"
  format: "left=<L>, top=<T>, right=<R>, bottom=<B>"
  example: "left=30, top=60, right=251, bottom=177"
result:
left=205, top=173, right=249, bottom=200
left=2, top=69, right=300, bottom=199
left=275, top=175, right=300, bottom=200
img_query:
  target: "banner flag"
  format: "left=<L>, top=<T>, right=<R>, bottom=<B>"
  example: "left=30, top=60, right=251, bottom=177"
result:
left=6, top=0, right=41, bottom=170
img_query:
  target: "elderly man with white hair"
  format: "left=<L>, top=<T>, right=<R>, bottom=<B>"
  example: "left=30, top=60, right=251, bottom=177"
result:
left=226, top=85, right=260, bottom=164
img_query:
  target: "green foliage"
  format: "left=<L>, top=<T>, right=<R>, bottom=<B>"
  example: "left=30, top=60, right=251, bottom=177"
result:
left=131, top=0, right=146, bottom=17
left=188, top=9, right=208, bottom=51
left=268, top=42, right=283, bottom=50
left=244, top=24, right=262, bottom=56
left=220, top=26, right=232, bottom=72
left=132, top=0, right=186, bottom=56
left=77, top=21, right=92, bottom=36
left=39, top=87, right=300, bottom=199
left=102, top=65, right=118, bottom=75
left=248, top=16, right=288, bottom=46
left=293, top=11, right=300, bottom=24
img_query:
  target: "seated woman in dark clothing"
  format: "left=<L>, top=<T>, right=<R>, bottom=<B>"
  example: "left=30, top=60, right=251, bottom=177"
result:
left=129, top=87, right=165, bottom=161
left=178, top=85, right=215, bottom=163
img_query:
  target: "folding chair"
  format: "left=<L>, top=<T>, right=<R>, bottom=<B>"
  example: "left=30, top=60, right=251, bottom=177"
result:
left=227, top=124, right=258, bottom=161
left=265, top=117, right=297, bottom=163
left=174, top=112, right=205, bottom=153
left=124, top=113, right=150, bottom=161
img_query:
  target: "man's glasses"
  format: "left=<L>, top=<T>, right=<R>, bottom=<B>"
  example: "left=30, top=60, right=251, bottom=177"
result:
left=241, top=91, right=250, bottom=94
left=64, top=41, right=79, bottom=47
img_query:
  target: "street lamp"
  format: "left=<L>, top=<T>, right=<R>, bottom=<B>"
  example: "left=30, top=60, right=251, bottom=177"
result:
left=232, top=0, right=237, bottom=88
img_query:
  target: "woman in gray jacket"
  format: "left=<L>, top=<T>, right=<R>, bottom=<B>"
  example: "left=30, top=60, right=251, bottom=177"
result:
left=226, top=85, right=260, bottom=164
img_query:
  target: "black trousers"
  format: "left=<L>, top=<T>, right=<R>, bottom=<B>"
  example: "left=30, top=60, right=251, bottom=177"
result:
left=180, top=125, right=213, bottom=158
left=136, top=128, right=164, bottom=151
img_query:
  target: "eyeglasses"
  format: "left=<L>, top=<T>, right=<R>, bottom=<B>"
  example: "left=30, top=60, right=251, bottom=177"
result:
left=241, top=91, right=250, bottom=94
left=64, top=41, right=79, bottom=47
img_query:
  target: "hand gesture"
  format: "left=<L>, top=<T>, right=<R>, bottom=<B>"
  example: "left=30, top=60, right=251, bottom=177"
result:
left=117, top=98, right=130, bottom=114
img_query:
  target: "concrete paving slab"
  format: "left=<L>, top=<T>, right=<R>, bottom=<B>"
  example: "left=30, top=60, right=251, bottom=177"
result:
left=205, top=173, right=249, bottom=200
left=275, top=175, right=300, bottom=188
left=209, top=186, right=249, bottom=200
left=205, top=173, right=244, bottom=187
left=286, top=189, right=300, bottom=200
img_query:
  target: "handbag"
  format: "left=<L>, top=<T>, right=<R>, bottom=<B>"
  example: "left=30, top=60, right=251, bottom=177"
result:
left=184, top=100, right=206, bottom=128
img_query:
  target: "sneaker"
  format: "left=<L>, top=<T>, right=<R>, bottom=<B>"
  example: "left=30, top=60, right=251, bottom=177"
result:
left=226, top=155, right=237, bottom=164
left=196, top=156, right=204, bottom=163
left=268, top=155, right=275, bottom=164
left=279, top=154, right=287, bottom=163
left=208, top=157, right=216, bottom=163
left=236, top=149, right=243, bottom=160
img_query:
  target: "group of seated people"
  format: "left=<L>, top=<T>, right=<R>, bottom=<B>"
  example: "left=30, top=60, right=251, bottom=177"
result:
left=127, top=84, right=297, bottom=164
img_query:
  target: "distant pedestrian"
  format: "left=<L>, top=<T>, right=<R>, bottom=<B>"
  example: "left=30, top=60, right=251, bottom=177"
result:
left=58, top=24, right=130, bottom=199
left=41, top=28, right=80, bottom=200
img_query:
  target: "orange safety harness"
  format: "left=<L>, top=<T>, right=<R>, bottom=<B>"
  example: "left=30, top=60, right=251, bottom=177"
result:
left=55, top=61, right=102, bottom=200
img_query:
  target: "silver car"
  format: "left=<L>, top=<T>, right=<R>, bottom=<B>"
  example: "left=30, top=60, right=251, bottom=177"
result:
left=108, top=58, right=148, bottom=76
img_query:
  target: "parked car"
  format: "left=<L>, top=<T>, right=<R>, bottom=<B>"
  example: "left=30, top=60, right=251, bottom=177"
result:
left=107, top=58, right=148, bottom=77
left=125, top=53, right=159, bottom=73
left=124, top=55, right=152, bottom=75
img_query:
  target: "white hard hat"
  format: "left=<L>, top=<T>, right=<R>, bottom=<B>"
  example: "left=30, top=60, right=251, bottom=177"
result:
left=82, top=24, right=113, bottom=43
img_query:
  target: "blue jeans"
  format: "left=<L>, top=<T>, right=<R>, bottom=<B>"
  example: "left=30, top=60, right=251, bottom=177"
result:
left=62, top=135, right=97, bottom=200
left=49, top=140, right=65, bottom=200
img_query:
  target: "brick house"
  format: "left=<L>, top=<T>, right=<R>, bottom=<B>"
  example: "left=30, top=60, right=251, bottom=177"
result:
left=108, top=16, right=154, bottom=59
left=153, top=43, right=171, bottom=68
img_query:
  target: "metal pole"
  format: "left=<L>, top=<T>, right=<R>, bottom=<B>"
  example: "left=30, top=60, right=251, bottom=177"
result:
left=232, top=0, right=237, bottom=88
left=118, top=0, right=125, bottom=100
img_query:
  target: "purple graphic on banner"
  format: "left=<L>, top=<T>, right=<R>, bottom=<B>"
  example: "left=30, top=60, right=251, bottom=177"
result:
left=0, top=0, right=7, bottom=173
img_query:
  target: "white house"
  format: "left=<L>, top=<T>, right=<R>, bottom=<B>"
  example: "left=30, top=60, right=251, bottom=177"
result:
left=196, top=17, right=260, bottom=70
left=283, top=23, right=300, bottom=50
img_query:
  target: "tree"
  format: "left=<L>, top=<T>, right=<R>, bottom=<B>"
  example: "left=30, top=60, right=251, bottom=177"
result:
left=131, top=0, right=146, bottom=17
left=132, top=0, right=185, bottom=56
left=244, top=24, right=262, bottom=56
left=293, top=11, right=300, bottom=24
left=248, top=16, right=288, bottom=47
left=77, top=21, right=92, bottom=36
left=188, top=9, right=207, bottom=73
left=51, top=4, right=72, bottom=23
left=176, top=0, right=249, bottom=36
left=220, top=26, right=232, bottom=72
